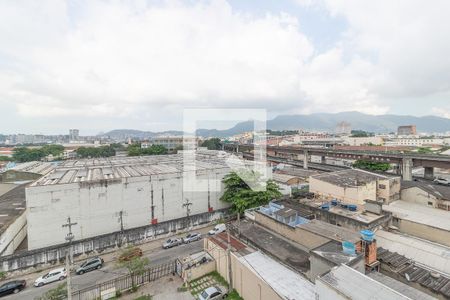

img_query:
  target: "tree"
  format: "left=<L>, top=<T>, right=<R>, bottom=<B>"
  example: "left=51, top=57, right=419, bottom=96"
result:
left=201, top=138, right=221, bottom=150
left=76, top=145, right=116, bottom=158
left=117, top=247, right=150, bottom=290
left=36, top=282, right=67, bottom=300
left=220, top=171, right=282, bottom=227
left=353, top=160, right=391, bottom=172
left=127, top=144, right=168, bottom=156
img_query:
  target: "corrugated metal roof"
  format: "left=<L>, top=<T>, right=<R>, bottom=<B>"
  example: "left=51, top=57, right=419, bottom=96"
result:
left=376, top=230, right=450, bottom=276
left=383, top=200, right=450, bottom=231
left=30, top=151, right=245, bottom=186
left=319, top=264, right=413, bottom=300
left=239, top=251, right=315, bottom=300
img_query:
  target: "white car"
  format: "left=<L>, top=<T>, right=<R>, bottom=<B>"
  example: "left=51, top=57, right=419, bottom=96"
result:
left=198, top=286, right=227, bottom=300
left=208, top=224, right=226, bottom=235
left=434, top=177, right=450, bottom=186
left=163, top=238, right=182, bottom=249
left=34, top=267, right=67, bottom=287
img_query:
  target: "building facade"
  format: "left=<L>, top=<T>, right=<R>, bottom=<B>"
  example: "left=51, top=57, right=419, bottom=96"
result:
left=26, top=151, right=233, bottom=249
left=397, top=125, right=417, bottom=136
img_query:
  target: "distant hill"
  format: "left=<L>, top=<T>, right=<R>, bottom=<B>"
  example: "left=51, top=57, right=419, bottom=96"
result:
left=99, top=112, right=450, bottom=139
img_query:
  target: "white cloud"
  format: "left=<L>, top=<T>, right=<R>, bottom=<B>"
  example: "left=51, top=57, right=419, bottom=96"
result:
left=0, top=0, right=314, bottom=119
left=432, top=107, right=450, bottom=119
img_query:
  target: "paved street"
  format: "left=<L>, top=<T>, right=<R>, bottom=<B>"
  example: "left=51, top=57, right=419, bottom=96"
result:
left=4, top=236, right=205, bottom=300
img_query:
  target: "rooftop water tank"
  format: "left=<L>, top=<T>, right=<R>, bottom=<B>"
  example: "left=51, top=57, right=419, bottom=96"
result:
left=320, top=204, right=330, bottom=211
left=331, top=199, right=338, bottom=206
left=360, top=229, right=375, bottom=242
left=348, top=204, right=357, bottom=211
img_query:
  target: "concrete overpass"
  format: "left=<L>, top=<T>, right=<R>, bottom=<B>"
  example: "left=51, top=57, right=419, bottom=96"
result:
left=223, top=144, right=450, bottom=181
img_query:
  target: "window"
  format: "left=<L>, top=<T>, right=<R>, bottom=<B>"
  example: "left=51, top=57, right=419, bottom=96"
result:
left=378, top=184, right=386, bottom=189
left=428, top=201, right=433, bottom=206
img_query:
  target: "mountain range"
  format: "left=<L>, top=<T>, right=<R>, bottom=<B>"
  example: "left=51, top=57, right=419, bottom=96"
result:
left=99, top=111, right=450, bottom=139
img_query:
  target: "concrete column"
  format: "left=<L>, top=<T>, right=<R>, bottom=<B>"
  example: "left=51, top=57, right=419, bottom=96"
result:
left=401, top=158, right=413, bottom=181
left=321, top=156, right=326, bottom=164
left=303, top=150, right=309, bottom=169
left=424, top=167, right=434, bottom=180
left=236, top=145, right=239, bottom=153
left=395, top=164, right=402, bottom=175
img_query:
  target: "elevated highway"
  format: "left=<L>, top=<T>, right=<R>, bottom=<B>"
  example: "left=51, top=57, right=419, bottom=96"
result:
left=224, top=144, right=450, bottom=181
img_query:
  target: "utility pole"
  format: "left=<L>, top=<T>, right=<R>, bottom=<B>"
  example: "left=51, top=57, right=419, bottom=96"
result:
left=226, top=225, right=233, bottom=293
left=182, top=198, right=193, bottom=228
left=62, top=217, right=77, bottom=300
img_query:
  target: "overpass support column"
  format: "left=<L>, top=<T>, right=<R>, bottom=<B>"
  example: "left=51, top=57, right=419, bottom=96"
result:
left=303, top=150, right=309, bottom=169
left=401, top=158, right=413, bottom=181
left=236, top=145, right=239, bottom=153
left=424, top=167, right=434, bottom=180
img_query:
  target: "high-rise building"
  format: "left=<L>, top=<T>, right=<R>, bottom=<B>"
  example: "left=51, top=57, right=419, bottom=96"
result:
left=335, top=121, right=352, bottom=135
left=69, top=129, right=79, bottom=141
left=397, top=125, right=416, bottom=136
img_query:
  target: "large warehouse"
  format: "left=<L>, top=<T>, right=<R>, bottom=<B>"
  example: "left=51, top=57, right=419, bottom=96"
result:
left=26, top=150, right=245, bottom=250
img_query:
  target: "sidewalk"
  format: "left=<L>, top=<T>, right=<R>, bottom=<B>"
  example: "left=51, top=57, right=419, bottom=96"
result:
left=3, top=224, right=215, bottom=283
left=120, top=276, right=195, bottom=300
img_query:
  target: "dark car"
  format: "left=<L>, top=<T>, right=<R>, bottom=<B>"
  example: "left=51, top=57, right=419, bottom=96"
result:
left=76, top=257, right=104, bottom=275
left=0, top=280, right=26, bottom=297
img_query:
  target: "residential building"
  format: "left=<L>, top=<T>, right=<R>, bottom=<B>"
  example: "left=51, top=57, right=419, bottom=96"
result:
left=69, top=129, right=79, bottom=141
left=309, top=169, right=401, bottom=205
left=342, top=136, right=384, bottom=146
left=316, top=264, right=435, bottom=300
left=400, top=180, right=450, bottom=210
left=397, top=125, right=417, bottom=136
left=205, top=232, right=315, bottom=300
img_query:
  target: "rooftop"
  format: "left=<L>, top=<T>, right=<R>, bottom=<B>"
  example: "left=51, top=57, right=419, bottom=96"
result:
left=367, top=271, right=436, bottom=300
left=401, top=180, right=450, bottom=200
left=376, top=229, right=450, bottom=276
left=311, top=240, right=362, bottom=266
left=239, top=251, right=315, bottom=300
left=297, top=197, right=385, bottom=225
left=319, top=264, right=416, bottom=300
left=310, top=168, right=398, bottom=188
left=271, top=173, right=300, bottom=184
left=383, top=200, right=450, bottom=231
left=298, top=219, right=361, bottom=243
left=10, top=161, right=55, bottom=176
left=0, top=183, right=26, bottom=236
left=377, top=248, right=450, bottom=298
left=31, top=151, right=235, bottom=187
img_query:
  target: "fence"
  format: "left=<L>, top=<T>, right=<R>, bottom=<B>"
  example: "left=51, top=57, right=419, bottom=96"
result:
left=72, top=261, right=176, bottom=300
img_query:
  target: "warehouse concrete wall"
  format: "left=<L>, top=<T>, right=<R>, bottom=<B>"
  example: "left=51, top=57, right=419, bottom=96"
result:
left=395, top=219, right=450, bottom=247
left=0, top=209, right=228, bottom=272
left=26, top=168, right=230, bottom=249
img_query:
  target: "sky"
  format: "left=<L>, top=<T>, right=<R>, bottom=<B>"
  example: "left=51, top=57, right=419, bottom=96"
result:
left=1, top=0, right=450, bottom=135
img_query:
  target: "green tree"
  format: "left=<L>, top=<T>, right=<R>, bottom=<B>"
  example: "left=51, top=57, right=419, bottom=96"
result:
left=127, top=144, right=168, bottom=156
left=201, top=138, right=222, bottom=150
left=417, top=147, right=433, bottom=154
left=220, top=171, right=282, bottom=226
left=36, top=282, right=67, bottom=300
left=76, top=145, right=116, bottom=158
left=353, top=160, right=391, bottom=171
left=117, top=247, right=150, bottom=290
left=0, top=156, right=11, bottom=161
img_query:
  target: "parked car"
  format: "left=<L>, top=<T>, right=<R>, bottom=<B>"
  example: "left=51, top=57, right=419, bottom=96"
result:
left=434, top=177, right=450, bottom=186
left=76, top=257, right=104, bottom=275
left=163, top=238, right=182, bottom=249
left=118, top=247, right=143, bottom=262
left=34, top=268, right=67, bottom=287
left=208, top=223, right=226, bottom=235
left=198, top=286, right=227, bottom=300
left=0, top=280, right=26, bottom=297
left=183, top=232, right=202, bottom=243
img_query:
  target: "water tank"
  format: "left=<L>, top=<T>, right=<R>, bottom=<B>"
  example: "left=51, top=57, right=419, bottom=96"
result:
left=360, top=229, right=375, bottom=242
left=348, top=204, right=357, bottom=211
left=342, top=241, right=356, bottom=255
left=331, top=199, right=338, bottom=206
left=340, top=203, right=348, bottom=209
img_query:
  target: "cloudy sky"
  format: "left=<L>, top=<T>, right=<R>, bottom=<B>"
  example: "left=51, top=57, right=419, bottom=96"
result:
left=1, top=0, right=450, bottom=134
